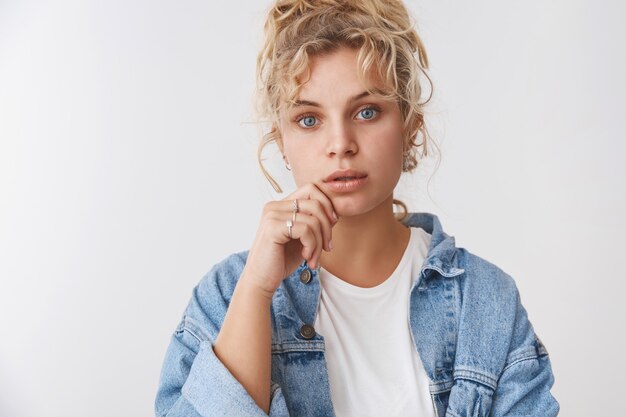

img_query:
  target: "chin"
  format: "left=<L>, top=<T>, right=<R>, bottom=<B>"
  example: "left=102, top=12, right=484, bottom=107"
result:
left=330, top=196, right=383, bottom=218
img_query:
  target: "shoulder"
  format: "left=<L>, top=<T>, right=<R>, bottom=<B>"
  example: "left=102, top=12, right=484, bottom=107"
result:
left=452, top=248, right=551, bottom=385
left=452, top=247, right=525, bottom=336
left=194, top=250, right=250, bottom=305
left=455, top=247, right=520, bottom=304
left=177, top=250, right=250, bottom=342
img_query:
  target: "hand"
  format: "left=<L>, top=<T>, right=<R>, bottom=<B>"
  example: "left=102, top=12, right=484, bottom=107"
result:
left=241, top=183, right=338, bottom=299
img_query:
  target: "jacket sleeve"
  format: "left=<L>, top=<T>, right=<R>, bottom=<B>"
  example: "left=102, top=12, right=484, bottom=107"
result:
left=489, top=290, right=560, bottom=416
left=154, top=258, right=290, bottom=417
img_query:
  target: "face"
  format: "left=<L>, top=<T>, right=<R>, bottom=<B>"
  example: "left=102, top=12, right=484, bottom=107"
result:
left=278, top=47, right=405, bottom=217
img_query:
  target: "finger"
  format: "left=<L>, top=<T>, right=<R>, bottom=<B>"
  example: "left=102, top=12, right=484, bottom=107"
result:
left=290, top=211, right=323, bottom=267
left=289, top=214, right=321, bottom=264
left=285, top=199, right=333, bottom=253
left=287, top=183, right=338, bottom=226
left=267, top=208, right=320, bottom=260
left=284, top=185, right=337, bottom=252
left=307, top=213, right=324, bottom=269
left=266, top=204, right=323, bottom=262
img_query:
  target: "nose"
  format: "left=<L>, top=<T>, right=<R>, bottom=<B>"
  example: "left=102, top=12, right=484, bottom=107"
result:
left=325, top=120, right=358, bottom=158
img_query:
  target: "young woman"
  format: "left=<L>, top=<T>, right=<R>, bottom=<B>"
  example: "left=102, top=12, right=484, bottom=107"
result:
left=155, top=1, right=559, bottom=416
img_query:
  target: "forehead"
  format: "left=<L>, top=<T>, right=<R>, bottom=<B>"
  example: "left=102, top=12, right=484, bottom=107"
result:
left=293, top=47, right=388, bottom=104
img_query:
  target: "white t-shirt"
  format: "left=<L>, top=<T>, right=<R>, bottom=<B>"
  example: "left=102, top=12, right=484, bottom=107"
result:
left=314, top=227, right=435, bottom=417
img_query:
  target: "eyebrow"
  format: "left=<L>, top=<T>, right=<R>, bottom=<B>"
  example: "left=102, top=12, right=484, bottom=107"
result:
left=293, top=91, right=371, bottom=108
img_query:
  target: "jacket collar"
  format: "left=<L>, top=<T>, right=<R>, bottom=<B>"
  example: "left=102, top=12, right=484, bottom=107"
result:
left=401, top=212, right=465, bottom=279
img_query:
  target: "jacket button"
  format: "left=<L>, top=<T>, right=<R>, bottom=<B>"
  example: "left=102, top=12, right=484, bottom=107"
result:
left=299, top=268, right=312, bottom=284
left=300, top=324, right=316, bottom=339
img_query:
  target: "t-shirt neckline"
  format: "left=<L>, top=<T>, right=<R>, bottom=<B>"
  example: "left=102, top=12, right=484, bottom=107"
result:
left=319, top=227, right=420, bottom=296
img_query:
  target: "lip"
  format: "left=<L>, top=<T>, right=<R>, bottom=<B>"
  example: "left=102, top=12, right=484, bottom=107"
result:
left=323, top=169, right=368, bottom=183
left=322, top=176, right=368, bottom=193
left=322, top=169, right=369, bottom=193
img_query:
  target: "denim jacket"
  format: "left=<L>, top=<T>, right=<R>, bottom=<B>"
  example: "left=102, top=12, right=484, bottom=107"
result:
left=155, top=212, right=559, bottom=417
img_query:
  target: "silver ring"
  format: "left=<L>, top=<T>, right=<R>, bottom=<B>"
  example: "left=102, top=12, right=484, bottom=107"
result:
left=292, top=210, right=297, bottom=224
left=286, top=219, right=293, bottom=238
left=292, top=199, right=299, bottom=213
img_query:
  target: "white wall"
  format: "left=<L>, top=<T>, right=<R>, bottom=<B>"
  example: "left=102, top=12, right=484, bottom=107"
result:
left=0, top=1, right=623, bottom=416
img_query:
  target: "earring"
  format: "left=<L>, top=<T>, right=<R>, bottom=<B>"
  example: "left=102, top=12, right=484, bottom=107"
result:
left=283, top=155, right=291, bottom=171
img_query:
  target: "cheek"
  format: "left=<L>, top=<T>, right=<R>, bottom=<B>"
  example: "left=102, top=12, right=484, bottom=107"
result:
left=285, top=152, right=315, bottom=187
left=293, top=162, right=320, bottom=184
left=370, top=130, right=403, bottom=163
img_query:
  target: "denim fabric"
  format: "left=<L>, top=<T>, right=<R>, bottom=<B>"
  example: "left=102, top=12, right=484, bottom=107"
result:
left=155, top=212, right=559, bottom=416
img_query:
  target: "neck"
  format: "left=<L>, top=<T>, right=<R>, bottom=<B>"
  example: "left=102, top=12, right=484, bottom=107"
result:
left=319, top=195, right=410, bottom=287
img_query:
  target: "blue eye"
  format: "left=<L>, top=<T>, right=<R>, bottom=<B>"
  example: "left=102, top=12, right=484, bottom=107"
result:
left=357, top=107, right=378, bottom=120
left=297, top=115, right=317, bottom=128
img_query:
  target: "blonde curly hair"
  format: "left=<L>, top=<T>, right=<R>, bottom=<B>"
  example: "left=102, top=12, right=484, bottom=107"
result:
left=255, top=0, right=438, bottom=221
